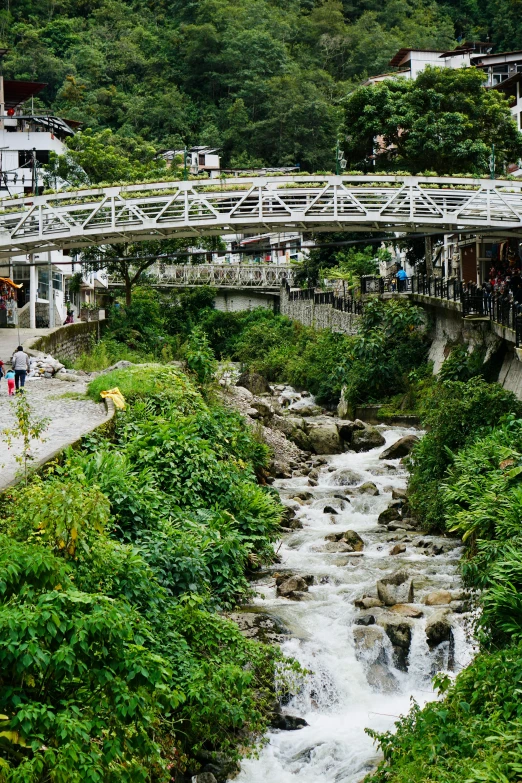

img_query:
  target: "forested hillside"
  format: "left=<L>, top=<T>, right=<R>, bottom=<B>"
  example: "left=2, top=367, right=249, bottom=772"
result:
left=4, top=0, right=522, bottom=170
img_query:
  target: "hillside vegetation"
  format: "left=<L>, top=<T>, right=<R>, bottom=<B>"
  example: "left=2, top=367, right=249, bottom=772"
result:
left=5, top=0, right=522, bottom=171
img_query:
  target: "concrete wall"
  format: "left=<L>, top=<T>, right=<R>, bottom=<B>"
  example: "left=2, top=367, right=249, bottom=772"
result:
left=214, top=291, right=278, bottom=312
left=18, top=302, right=63, bottom=328
left=414, top=295, right=522, bottom=399
left=280, top=288, right=361, bottom=335
left=28, top=321, right=100, bottom=362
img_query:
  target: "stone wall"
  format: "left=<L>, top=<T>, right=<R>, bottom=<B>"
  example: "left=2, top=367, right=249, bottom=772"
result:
left=18, top=302, right=62, bottom=328
left=280, top=288, right=361, bottom=335
left=27, top=321, right=100, bottom=362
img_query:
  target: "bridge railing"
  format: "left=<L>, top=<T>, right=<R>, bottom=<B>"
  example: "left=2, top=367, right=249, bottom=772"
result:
left=110, top=263, right=296, bottom=288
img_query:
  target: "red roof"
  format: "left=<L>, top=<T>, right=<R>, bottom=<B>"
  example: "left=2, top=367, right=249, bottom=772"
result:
left=4, top=80, right=47, bottom=109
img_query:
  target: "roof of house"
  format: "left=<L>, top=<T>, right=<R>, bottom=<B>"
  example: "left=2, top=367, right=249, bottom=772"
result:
left=388, top=48, right=445, bottom=67
left=4, top=80, right=47, bottom=109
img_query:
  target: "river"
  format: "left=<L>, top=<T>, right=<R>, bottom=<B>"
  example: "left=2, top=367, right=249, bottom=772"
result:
left=233, top=425, right=475, bottom=783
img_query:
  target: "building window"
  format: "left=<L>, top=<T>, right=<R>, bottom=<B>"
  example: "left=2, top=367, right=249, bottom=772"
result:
left=52, top=271, right=63, bottom=291
left=38, top=269, right=49, bottom=300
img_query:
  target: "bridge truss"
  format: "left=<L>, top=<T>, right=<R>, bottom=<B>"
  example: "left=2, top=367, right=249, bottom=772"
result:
left=2, top=174, right=522, bottom=260
left=109, top=263, right=295, bottom=290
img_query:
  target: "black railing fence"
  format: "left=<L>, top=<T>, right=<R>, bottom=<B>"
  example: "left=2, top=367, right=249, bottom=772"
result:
left=283, top=277, right=522, bottom=346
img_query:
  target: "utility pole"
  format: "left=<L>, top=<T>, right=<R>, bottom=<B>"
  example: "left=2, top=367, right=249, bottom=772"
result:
left=183, top=147, right=188, bottom=181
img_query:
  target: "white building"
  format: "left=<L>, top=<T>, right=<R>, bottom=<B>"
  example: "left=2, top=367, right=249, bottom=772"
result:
left=161, top=146, right=221, bottom=178
left=0, top=63, right=107, bottom=328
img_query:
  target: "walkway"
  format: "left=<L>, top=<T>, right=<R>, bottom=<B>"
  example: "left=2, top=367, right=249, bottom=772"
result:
left=0, top=375, right=109, bottom=491
left=0, top=327, right=53, bottom=365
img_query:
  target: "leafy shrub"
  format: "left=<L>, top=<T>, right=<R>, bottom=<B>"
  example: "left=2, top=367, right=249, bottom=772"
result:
left=408, top=378, right=522, bottom=530
left=367, top=642, right=522, bottom=783
left=184, top=326, right=218, bottom=385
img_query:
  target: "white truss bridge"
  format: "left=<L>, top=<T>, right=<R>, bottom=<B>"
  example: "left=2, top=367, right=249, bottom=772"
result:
left=2, top=174, right=522, bottom=260
left=109, top=263, right=295, bottom=290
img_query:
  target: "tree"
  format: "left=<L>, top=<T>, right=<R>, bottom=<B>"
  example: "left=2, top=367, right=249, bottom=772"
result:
left=344, top=66, right=522, bottom=174
left=45, top=128, right=169, bottom=188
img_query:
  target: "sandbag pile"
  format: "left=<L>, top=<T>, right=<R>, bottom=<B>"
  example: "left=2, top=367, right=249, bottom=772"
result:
left=28, top=354, right=65, bottom=379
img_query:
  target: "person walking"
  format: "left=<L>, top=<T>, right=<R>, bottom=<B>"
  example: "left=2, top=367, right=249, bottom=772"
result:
left=5, top=368, right=15, bottom=396
left=11, top=345, right=30, bottom=392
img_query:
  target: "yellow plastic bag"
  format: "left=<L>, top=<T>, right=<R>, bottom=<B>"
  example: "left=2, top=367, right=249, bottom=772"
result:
left=100, top=387, right=126, bottom=410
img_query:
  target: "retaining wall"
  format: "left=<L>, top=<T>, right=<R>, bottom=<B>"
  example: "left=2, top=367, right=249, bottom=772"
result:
left=27, top=321, right=100, bottom=362
left=280, top=288, right=360, bottom=335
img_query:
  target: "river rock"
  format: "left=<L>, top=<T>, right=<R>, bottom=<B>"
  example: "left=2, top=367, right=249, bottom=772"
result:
left=353, top=625, right=385, bottom=655
left=307, top=423, right=344, bottom=455
left=251, top=398, right=274, bottom=418
left=366, top=663, right=399, bottom=693
left=378, top=506, right=401, bottom=525
left=354, top=481, right=380, bottom=496
left=355, top=615, right=376, bottom=626
left=228, top=611, right=288, bottom=643
left=271, top=460, right=292, bottom=479
left=323, top=540, right=352, bottom=553
left=195, top=752, right=240, bottom=783
left=390, top=543, right=406, bottom=555
left=288, top=400, right=322, bottom=416
left=192, top=774, right=217, bottom=783
left=270, top=714, right=308, bottom=731
left=379, top=435, right=419, bottom=460
left=378, top=615, right=413, bottom=671
left=392, top=488, right=408, bottom=500
left=351, top=426, right=386, bottom=452
left=425, top=609, right=453, bottom=648
left=343, top=530, right=364, bottom=551
left=377, top=569, right=414, bottom=606
left=355, top=596, right=383, bottom=610
left=332, top=468, right=364, bottom=486
left=424, top=589, right=452, bottom=606
left=237, top=372, right=271, bottom=396
left=277, top=576, right=309, bottom=598
left=353, top=419, right=366, bottom=430
left=390, top=604, right=423, bottom=618
left=337, top=422, right=354, bottom=443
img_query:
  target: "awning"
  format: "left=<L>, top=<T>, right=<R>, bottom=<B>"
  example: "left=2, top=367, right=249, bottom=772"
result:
left=0, top=277, right=23, bottom=289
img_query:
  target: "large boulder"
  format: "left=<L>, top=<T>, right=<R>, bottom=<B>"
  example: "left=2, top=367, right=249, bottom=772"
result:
left=377, top=569, right=414, bottom=606
left=307, top=423, right=344, bottom=455
left=366, top=663, right=399, bottom=693
left=331, top=468, right=365, bottom=486
left=355, top=596, right=383, bottom=610
left=288, top=399, right=322, bottom=416
left=237, top=372, right=272, bottom=396
left=425, top=609, right=453, bottom=648
left=193, top=774, right=217, bottom=783
left=353, top=625, right=385, bottom=661
left=195, top=752, right=240, bottom=783
left=378, top=506, right=401, bottom=525
left=324, top=541, right=354, bottom=553
left=379, top=435, right=420, bottom=460
left=276, top=575, right=309, bottom=599
left=378, top=615, right=413, bottom=671
left=354, top=481, right=380, bottom=496
left=351, top=426, right=386, bottom=453
left=250, top=398, right=274, bottom=418
left=270, top=714, right=308, bottom=731
left=343, top=530, right=365, bottom=551
left=390, top=604, right=423, bottom=619
left=424, top=589, right=452, bottom=606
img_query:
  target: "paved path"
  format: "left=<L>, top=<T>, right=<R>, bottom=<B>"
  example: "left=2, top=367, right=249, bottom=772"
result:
left=0, top=375, right=109, bottom=490
left=0, top=327, right=52, bottom=365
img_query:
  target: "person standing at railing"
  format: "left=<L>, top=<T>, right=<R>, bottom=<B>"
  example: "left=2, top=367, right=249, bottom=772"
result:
left=396, top=266, right=408, bottom=293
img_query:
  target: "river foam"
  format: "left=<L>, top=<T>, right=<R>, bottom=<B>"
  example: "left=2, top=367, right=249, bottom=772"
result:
left=232, top=427, right=475, bottom=783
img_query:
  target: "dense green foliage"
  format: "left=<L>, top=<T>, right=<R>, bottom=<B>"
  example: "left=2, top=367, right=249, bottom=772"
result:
left=408, top=377, right=522, bottom=530
left=367, top=382, right=522, bottom=783
left=6, top=0, right=522, bottom=175
left=0, top=364, right=297, bottom=779
left=344, top=66, right=522, bottom=174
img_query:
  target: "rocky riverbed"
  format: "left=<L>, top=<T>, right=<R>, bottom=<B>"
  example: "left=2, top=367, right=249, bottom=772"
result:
left=220, top=380, right=475, bottom=783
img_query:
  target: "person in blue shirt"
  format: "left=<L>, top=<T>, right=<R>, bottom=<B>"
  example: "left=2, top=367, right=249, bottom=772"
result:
left=396, top=266, right=408, bottom=291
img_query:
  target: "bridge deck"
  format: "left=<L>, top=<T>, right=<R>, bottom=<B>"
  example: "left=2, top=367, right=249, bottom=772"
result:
left=1, top=174, right=522, bottom=259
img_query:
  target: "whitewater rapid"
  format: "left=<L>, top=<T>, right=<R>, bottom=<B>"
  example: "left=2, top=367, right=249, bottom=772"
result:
left=233, top=426, right=475, bottom=783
